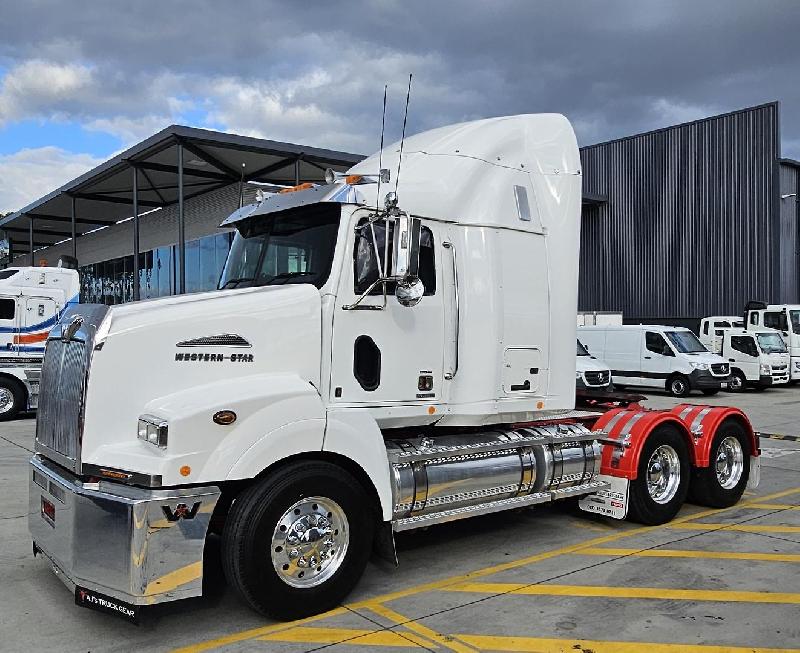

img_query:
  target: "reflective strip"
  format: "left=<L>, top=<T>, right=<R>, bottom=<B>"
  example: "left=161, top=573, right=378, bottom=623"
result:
left=619, top=412, right=646, bottom=438
left=602, top=411, right=633, bottom=440
left=678, top=405, right=695, bottom=420
left=690, top=407, right=714, bottom=434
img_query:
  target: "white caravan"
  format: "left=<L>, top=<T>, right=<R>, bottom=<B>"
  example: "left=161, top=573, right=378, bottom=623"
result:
left=578, top=324, right=731, bottom=397
left=720, top=328, right=790, bottom=392
left=576, top=339, right=611, bottom=391
left=0, top=266, right=80, bottom=419
left=745, top=303, right=800, bottom=381
left=29, top=115, right=759, bottom=622
left=699, top=315, right=745, bottom=353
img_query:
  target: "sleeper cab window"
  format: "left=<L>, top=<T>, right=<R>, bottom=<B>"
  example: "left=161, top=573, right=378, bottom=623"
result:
left=0, top=298, right=14, bottom=321
left=353, top=218, right=436, bottom=296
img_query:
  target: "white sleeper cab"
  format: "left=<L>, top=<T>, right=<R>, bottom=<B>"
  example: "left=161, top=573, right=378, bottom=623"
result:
left=576, top=339, right=612, bottom=391
left=578, top=324, right=731, bottom=397
left=699, top=315, right=745, bottom=354
left=719, top=328, right=790, bottom=392
left=28, top=114, right=759, bottom=623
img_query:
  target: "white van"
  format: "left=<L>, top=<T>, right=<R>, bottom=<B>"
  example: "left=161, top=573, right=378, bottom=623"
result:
left=576, top=339, right=612, bottom=391
left=720, top=328, right=790, bottom=391
left=578, top=325, right=731, bottom=397
left=699, top=315, right=745, bottom=353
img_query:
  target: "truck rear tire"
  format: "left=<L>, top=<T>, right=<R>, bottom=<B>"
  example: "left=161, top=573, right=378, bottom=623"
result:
left=222, top=460, right=375, bottom=620
left=0, top=377, right=25, bottom=421
left=688, top=421, right=750, bottom=508
left=667, top=375, right=691, bottom=398
left=627, top=425, right=690, bottom=525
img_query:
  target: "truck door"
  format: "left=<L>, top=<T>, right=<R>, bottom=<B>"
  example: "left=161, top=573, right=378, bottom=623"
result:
left=21, top=296, right=56, bottom=352
left=0, top=296, right=18, bottom=355
left=729, top=335, right=759, bottom=381
left=644, top=331, right=675, bottom=388
left=330, top=216, right=445, bottom=406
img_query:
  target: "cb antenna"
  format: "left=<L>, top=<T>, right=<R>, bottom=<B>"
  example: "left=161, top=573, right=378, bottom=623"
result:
left=394, top=73, right=413, bottom=199
left=375, top=84, right=388, bottom=213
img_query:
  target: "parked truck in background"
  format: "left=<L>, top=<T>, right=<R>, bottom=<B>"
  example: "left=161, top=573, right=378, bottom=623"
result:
left=28, top=115, right=760, bottom=622
left=0, top=264, right=80, bottom=419
left=721, top=328, right=790, bottom=392
left=699, top=315, right=745, bottom=354
left=745, top=302, right=800, bottom=382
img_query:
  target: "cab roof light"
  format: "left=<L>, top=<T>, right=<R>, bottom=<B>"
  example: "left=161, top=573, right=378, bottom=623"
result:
left=278, top=182, right=315, bottom=194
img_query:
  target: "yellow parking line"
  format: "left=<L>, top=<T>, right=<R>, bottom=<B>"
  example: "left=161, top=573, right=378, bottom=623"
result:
left=366, top=603, right=477, bottom=652
left=670, top=523, right=800, bottom=534
left=446, top=582, right=800, bottom=604
left=745, top=503, right=800, bottom=510
left=258, top=626, right=432, bottom=648
left=576, top=547, right=800, bottom=562
left=456, top=635, right=800, bottom=653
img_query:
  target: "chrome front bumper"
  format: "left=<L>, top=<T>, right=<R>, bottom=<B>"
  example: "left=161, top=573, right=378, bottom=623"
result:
left=29, top=455, right=220, bottom=606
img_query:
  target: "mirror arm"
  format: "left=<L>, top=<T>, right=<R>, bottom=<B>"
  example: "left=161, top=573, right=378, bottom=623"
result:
left=343, top=277, right=392, bottom=311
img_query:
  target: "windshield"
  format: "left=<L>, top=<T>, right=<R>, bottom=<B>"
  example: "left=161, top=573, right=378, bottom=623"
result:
left=665, top=330, right=707, bottom=353
left=576, top=340, right=590, bottom=356
left=757, top=332, right=788, bottom=354
left=791, top=311, right=800, bottom=334
left=219, top=205, right=340, bottom=290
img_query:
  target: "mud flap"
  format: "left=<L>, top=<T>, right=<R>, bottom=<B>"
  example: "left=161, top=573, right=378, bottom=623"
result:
left=579, top=475, right=629, bottom=520
left=747, top=455, right=761, bottom=490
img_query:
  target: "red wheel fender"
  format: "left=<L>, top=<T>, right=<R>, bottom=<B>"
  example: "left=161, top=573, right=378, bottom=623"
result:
left=670, top=404, right=758, bottom=467
left=592, top=408, right=694, bottom=480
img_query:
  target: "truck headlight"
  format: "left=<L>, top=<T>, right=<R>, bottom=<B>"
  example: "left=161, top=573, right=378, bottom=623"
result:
left=689, top=362, right=710, bottom=371
left=760, top=364, right=771, bottom=375
left=138, top=415, right=168, bottom=449
left=576, top=371, right=583, bottom=379
left=794, top=361, right=800, bottom=370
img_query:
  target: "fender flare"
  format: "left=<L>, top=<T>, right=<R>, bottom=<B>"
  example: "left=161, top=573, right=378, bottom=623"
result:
left=671, top=404, right=758, bottom=467
left=592, top=408, right=694, bottom=480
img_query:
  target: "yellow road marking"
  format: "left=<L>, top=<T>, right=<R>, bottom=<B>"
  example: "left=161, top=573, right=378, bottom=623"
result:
left=670, top=523, right=800, bottom=534
left=456, top=634, right=800, bottom=653
left=174, top=485, right=800, bottom=652
left=145, top=561, right=203, bottom=596
left=746, top=503, right=800, bottom=510
left=366, top=603, right=477, bottom=652
left=446, top=582, right=800, bottom=604
left=576, top=547, right=800, bottom=563
left=258, top=626, right=432, bottom=648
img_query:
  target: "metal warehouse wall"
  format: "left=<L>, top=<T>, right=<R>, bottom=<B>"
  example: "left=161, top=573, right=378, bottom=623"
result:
left=779, top=161, right=800, bottom=303
left=579, top=102, right=782, bottom=324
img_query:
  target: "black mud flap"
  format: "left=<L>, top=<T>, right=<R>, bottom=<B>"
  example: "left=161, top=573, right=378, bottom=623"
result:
left=75, top=586, right=139, bottom=624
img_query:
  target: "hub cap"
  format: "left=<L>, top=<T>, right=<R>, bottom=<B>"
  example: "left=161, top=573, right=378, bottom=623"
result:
left=729, top=375, right=743, bottom=391
left=0, top=388, right=14, bottom=414
left=671, top=379, right=686, bottom=395
left=715, top=436, right=744, bottom=489
left=271, top=496, right=349, bottom=588
left=646, top=444, right=681, bottom=504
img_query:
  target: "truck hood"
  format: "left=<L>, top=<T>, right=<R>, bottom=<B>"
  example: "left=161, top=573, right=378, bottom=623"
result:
left=685, top=351, right=728, bottom=365
left=576, top=356, right=610, bottom=374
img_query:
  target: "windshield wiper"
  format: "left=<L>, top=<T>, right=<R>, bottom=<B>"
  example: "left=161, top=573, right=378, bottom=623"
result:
left=220, top=277, right=255, bottom=289
left=264, top=271, right=317, bottom=285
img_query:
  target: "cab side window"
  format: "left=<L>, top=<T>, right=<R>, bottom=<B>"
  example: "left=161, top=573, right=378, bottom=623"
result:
left=750, top=313, right=760, bottom=326
left=0, top=298, right=14, bottom=321
left=731, top=336, right=758, bottom=358
left=646, top=332, right=672, bottom=356
left=764, top=312, right=787, bottom=331
left=702, top=322, right=709, bottom=335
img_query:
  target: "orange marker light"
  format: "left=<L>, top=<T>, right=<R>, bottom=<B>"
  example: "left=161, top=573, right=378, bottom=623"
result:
left=278, top=182, right=314, bottom=194
left=536, top=401, right=545, bottom=409
left=344, top=174, right=363, bottom=185
left=428, top=406, right=436, bottom=415
left=180, top=466, right=191, bottom=477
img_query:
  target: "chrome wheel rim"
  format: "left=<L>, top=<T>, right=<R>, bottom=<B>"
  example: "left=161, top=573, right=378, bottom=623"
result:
left=671, top=379, right=686, bottom=395
left=715, top=436, right=744, bottom=489
left=730, top=375, right=743, bottom=391
left=0, top=388, right=14, bottom=414
left=271, top=496, right=349, bottom=588
left=647, top=444, right=681, bottom=504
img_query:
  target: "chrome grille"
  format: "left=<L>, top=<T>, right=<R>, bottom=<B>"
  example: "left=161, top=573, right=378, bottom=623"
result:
left=584, top=370, right=610, bottom=386
left=711, top=363, right=730, bottom=376
left=36, top=339, right=87, bottom=465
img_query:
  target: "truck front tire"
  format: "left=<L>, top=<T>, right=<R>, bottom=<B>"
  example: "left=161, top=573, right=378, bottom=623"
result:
left=688, top=421, right=750, bottom=508
left=222, top=460, right=375, bottom=620
left=0, top=377, right=25, bottom=421
left=627, top=425, right=690, bottom=525
left=727, top=370, right=746, bottom=393
left=667, top=375, right=691, bottom=398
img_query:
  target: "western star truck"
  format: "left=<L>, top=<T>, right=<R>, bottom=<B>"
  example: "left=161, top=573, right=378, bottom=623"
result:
left=0, top=265, right=80, bottom=420
left=29, top=114, right=760, bottom=622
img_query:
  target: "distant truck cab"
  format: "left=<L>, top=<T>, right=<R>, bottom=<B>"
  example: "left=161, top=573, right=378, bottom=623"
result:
left=745, top=302, right=800, bottom=382
left=699, top=315, right=745, bottom=353
left=578, top=324, right=731, bottom=397
left=720, top=328, right=790, bottom=392
left=0, top=265, right=80, bottom=419
left=576, top=339, right=611, bottom=391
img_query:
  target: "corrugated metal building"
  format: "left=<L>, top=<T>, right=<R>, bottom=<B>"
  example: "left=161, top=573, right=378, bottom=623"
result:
left=579, top=102, right=798, bottom=328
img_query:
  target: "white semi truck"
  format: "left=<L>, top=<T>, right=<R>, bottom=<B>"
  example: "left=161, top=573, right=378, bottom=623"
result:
left=744, top=302, right=800, bottom=382
left=0, top=265, right=80, bottom=419
left=29, top=114, right=760, bottom=622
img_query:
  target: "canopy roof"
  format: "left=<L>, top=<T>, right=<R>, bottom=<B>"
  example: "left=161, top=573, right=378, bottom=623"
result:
left=0, top=125, right=364, bottom=254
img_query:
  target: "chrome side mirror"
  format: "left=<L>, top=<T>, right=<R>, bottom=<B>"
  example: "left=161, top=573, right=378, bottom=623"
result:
left=392, top=214, right=421, bottom=280
left=395, top=277, right=425, bottom=307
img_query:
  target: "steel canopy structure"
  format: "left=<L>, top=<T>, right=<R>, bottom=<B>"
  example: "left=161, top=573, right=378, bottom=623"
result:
left=0, top=125, right=363, bottom=298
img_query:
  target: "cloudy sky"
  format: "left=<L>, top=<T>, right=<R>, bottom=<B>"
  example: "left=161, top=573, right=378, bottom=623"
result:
left=1, top=0, right=799, bottom=213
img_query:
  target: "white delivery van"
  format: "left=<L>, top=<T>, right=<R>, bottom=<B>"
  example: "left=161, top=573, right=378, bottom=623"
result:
left=576, top=339, right=612, bottom=391
left=578, top=325, right=731, bottom=397
left=720, top=328, right=790, bottom=392
left=699, top=315, right=745, bottom=353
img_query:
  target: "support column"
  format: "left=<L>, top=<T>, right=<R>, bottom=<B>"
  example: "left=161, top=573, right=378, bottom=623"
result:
left=29, top=217, right=34, bottom=266
left=70, top=195, right=77, bottom=260
left=132, top=166, right=140, bottom=301
left=294, top=158, right=300, bottom=185
left=177, top=142, right=186, bottom=294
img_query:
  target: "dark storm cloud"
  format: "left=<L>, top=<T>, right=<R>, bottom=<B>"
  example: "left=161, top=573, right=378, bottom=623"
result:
left=1, top=0, right=799, bottom=155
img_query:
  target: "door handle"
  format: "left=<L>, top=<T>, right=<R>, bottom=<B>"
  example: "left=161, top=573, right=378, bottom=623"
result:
left=644, top=356, right=652, bottom=360
left=729, top=359, right=735, bottom=362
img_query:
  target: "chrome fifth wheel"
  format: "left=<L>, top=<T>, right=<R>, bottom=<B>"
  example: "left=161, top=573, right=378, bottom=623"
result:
left=0, top=377, right=25, bottom=421
left=627, top=425, right=690, bottom=525
left=689, top=420, right=750, bottom=508
left=222, top=461, right=374, bottom=620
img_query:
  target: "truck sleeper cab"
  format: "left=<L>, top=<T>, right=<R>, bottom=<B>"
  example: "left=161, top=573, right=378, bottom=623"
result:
left=576, top=339, right=612, bottom=391
left=721, top=328, right=790, bottom=391
left=578, top=324, right=731, bottom=397
left=700, top=315, right=745, bottom=354
left=29, top=115, right=758, bottom=622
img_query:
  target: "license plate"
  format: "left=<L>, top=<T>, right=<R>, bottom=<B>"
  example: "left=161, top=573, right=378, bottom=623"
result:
left=75, top=587, right=139, bottom=623
left=40, top=496, right=55, bottom=526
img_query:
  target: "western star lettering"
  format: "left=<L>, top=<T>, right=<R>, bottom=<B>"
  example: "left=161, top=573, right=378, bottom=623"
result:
left=174, top=352, right=254, bottom=362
